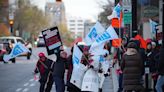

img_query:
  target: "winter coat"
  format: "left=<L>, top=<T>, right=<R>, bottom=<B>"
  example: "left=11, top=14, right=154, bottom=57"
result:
left=158, top=48, right=164, bottom=75
left=53, top=55, right=67, bottom=79
left=34, top=58, right=54, bottom=82
left=121, top=48, right=144, bottom=91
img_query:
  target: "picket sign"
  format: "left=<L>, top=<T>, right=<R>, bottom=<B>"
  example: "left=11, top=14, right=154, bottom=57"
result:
left=70, top=63, right=88, bottom=89
left=81, top=69, right=99, bottom=92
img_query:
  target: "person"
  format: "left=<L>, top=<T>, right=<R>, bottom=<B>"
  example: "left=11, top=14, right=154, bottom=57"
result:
left=34, top=52, right=54, bottom=92
left=121, top=42, right=144, bottom=92
left=149, top=41, right=159, bottom=92
left=53, top=50, right=67, bottom=92
left=155, top=47, right=164, bottom=92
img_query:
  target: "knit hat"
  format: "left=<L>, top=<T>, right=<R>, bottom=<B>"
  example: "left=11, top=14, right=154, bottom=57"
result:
left=151, top=42, right=156, bottom=46
left=38, top=52, right=45, bottom=57
left=127, top=42, right=137, bottom=50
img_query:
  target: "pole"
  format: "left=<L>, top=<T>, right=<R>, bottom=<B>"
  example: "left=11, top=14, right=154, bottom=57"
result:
left=132, top=0, right=137, bottom=37
left=10, top=25, right=13, bottom=36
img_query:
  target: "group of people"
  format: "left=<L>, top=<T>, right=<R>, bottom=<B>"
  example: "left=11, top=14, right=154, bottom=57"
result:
left=34, top=48, right=68, bottom=92
left=114, top=37, right=164, bottom=92
left=33, top=37, right=164, bottom=92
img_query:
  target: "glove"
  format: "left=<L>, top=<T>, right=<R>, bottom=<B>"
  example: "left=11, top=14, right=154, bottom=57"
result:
left=104, top=73, right=109, bottom=77
left=98, top=69, right=103, bottom=73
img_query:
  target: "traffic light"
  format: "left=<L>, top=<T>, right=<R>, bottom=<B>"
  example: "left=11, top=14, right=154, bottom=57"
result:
left=9, top=20, right=14, bottom=35
left=9, top=20, right=14, bottom=25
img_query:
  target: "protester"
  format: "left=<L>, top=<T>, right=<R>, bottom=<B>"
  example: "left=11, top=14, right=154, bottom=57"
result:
left=155, top=47, right=164, bottom=92
left=53, top=50, right=67, bottom=92
left=149, top=41, right=159, bottom=92
left=34, top=52, right=54, bottom=92
left=121, top=42, right=144, bottom=92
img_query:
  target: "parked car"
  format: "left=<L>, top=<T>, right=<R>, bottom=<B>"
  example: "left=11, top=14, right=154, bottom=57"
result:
left=36, top=36, right=45, bottom=47
left=0, top=36, right=32, bottom=60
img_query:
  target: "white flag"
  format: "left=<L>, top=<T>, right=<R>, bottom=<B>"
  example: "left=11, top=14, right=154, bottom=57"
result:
left=90, top=25, right=118, bottom=49
left=84, top=21, right=105, bottom=45
left=70, top=63, right=88, bottom=89
left=72, top=44, right=83, bottom=68
left=107, top=3, right=122, bottom=20
left=3, top=42, right=31, bottom=62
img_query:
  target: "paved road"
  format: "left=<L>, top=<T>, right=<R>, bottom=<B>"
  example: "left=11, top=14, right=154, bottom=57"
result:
left=0, top=47, right=117, bottom=92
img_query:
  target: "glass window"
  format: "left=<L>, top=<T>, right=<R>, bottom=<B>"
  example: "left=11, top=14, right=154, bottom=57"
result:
left=17, top=39, right=25, bottom=44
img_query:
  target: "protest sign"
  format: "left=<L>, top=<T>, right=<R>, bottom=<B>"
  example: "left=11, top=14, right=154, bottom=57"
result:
left=81, top=69, right=99, bottom=92
left=42, top=27, right=62, bottom=55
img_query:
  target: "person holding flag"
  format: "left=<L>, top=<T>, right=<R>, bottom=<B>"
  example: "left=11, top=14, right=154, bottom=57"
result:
left=34, top=52, right=55, bottom=92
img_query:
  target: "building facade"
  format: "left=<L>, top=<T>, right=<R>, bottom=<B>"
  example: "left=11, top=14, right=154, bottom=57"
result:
left=45, top=1, right=66, bottom=26
left=66, top=16, right=85, bottom=38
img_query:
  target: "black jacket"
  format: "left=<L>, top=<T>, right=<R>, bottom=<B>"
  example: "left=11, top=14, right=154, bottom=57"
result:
left=53, top=54, right=67, bottom=78
left=158, top=48, right=164, bottom=75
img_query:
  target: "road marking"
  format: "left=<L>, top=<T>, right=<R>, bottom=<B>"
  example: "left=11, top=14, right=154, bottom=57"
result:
left=29, top=79, right=34, bottom=82
left=23, top=83, right=29, bottom=86
left=29, top=83, right=35, bottom=87
left=22, top=88, right=29, bottom=92
left=16, top=88, right=22, bottom=92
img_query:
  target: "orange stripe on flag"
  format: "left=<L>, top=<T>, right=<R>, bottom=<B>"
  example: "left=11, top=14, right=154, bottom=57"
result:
left=112, top=38, right=122, bottom=48
left=134, top=35, right=147, bottom=49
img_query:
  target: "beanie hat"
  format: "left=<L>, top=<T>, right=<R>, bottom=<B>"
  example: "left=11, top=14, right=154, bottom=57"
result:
left=127, top=42, right=137, bottom=50
left=38, top=52, right=45, bottom=57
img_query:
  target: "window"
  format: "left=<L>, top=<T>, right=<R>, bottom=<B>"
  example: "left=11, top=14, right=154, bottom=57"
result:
left=70, top=24, right=75, bottom=26
left=69, top=20, right=75, bottom=22
left=70, top=28, right=75, bottom=30
left=77, top=20, right=83, bottom=22
left=17, top=39, right=25, bottom=44
left=78, top=24, right=83, bottom=26
left=78, top=28, right=83, bottom=30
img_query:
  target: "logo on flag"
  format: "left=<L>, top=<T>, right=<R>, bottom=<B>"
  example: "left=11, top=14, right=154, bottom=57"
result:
left=90, top=25, right=118, bottom=49
left=72, top=44, right=83, bottom=67
left=84, top=22, right=105, bottom=45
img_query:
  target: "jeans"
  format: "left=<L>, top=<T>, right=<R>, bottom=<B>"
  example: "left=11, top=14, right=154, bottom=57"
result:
left=118, top=73, right=123, bottom=92
left=54, top=77, right=65, bottom=92
left=155, top=75, right=164, bottom=92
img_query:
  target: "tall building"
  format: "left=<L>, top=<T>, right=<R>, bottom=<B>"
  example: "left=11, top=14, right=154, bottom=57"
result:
left=66, top=16, right=85, bottom=38
left=45, top=0, right=66, bottom=26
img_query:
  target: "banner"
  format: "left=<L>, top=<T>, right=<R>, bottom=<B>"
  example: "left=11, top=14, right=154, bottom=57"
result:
left=149, top=19, right=158, bottom=35
left=107, top=3, right=122, bottom=20
left=3, top=42, right=30, bottom=61
left=70, top=63, right=88, bottom=89
left=42, top=27, right=62, bottom=55
left=90, top=25, right=118, bottom=49
left=81, top=69, right=99, bottom=92
left=84, top=22, right=105, bottom=45
left=72, top=44, right=83, bottom=67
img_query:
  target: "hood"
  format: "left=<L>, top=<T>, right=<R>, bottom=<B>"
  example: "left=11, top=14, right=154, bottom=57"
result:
left=125, top=48, right=137, bottom=55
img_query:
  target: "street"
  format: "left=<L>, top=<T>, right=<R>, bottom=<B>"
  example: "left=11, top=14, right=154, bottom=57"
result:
left=0, top=47, right=55, bottom=92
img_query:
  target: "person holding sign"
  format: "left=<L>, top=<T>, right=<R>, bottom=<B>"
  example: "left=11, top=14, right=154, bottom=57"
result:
left=53, top=50, right=67, bottom=92
left=34, top=52, right=54, bottom=92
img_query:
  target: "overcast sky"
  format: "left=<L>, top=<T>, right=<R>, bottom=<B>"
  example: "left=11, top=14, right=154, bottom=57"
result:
left=32, top=0, right=114, bottom=21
